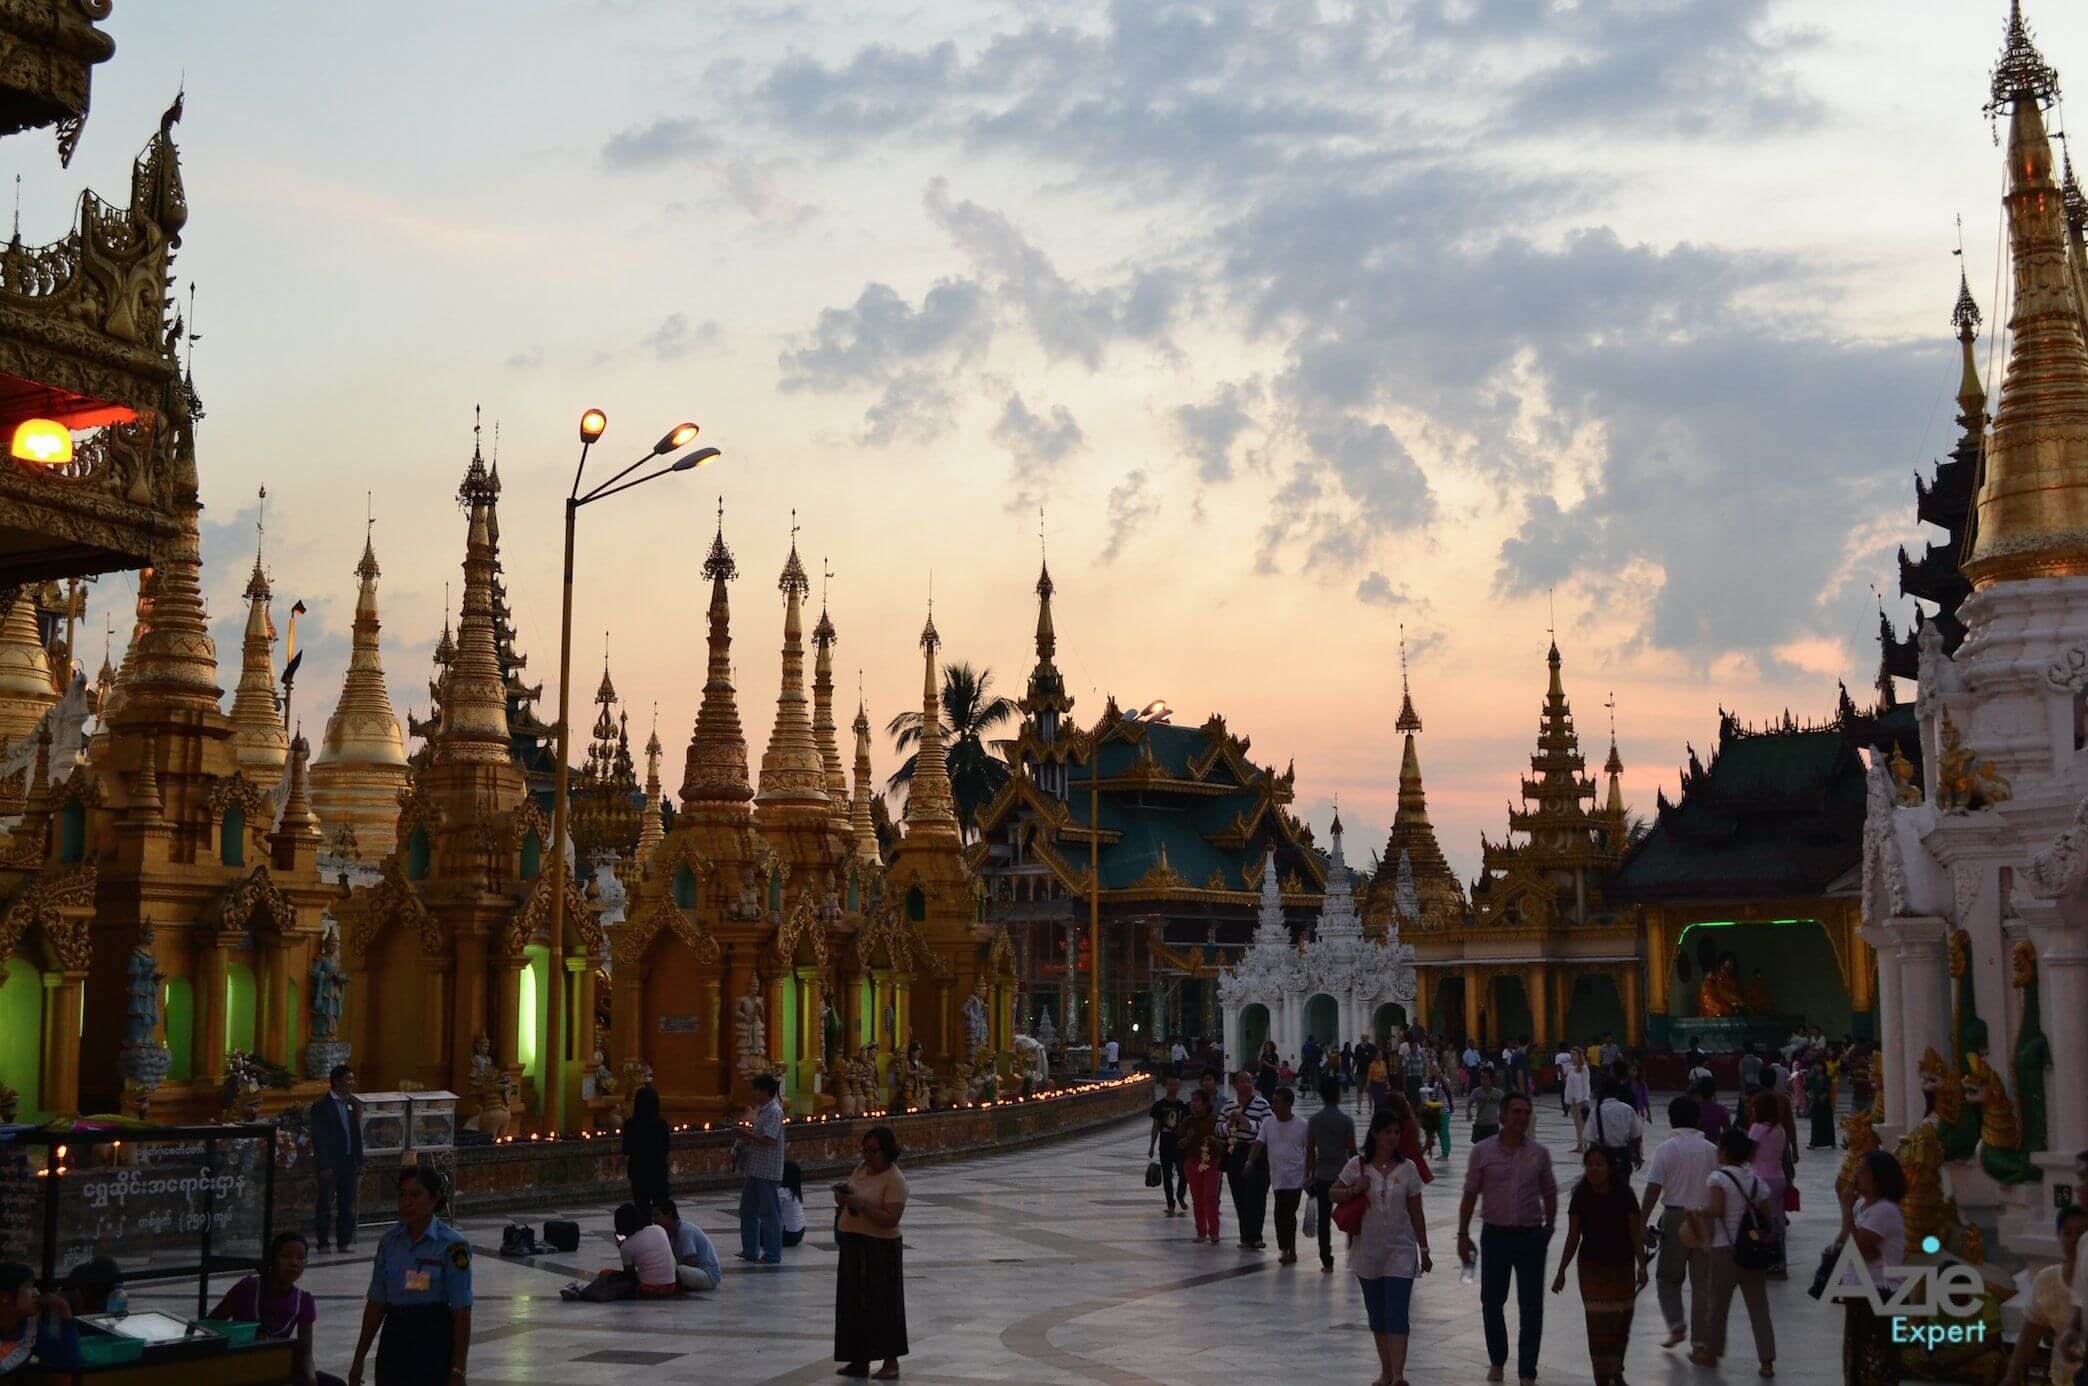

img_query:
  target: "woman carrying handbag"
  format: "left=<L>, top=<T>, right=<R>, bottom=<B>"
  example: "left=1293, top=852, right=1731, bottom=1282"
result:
left=1331, top=1107, right=1431, bottom=1386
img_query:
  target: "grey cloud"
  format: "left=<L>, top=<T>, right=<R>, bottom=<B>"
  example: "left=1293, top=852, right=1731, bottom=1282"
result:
left=601, top=116, right=718, bottom=169
left=1174, top=379, right=1260, bottom=483
left=1356, top=572, right=1407, bottom=607
left=860, top=372, right=957, bottom=448
left=642, top=313, right=721, bottom=361
left=778, top=279, right=992, bottom=392
left=992, top=393, right=1083, bottom=513
left=760, top=41, right=962, bottom=142
left=1102, top=469, right=1159, bottom=563
left=504, top=347, right=543, bottom=371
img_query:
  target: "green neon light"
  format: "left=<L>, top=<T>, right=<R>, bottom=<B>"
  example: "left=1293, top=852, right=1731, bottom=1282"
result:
left=1671, top=918, right=1823, bottom=956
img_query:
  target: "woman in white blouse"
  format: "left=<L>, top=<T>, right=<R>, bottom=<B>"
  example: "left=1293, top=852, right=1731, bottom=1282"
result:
left=1563, top=1052, right=1594, bottom=1153
left=1838, top=1150, right=1908, bottom=1385
left=1332, top=1107, right=1433, bottom=1386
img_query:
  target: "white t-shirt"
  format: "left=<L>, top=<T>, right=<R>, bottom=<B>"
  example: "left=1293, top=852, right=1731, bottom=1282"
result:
left=1590, top=1099, right=1642, bottom=1150
left=1553, top=1050, right=1573, bottom=1077
left=1843, top=1197, right=1905, bottom=1288
left=1643, top=1131, right=1717, bottom=1212
left=1170, top=1042, right=1189, bottom=1063
left=2028, top=1264, right=2084, bottom=1384
left=1338, top=1156, right=1426, bottom=1278
left=777, top=1185, right=806, bottom=1235
left=1704, top=1166, right=1768, bottom=1248
left=1687, top=1064, right=1713, bottom=1088
left=1105, top=1040, right=1120, bottom=1063
left=1562, top=1066, right=1591, bottom=1104
left=1255, top=1112, right=1311, bottom=1190
left=619, top=1222, right=677, bottom=1287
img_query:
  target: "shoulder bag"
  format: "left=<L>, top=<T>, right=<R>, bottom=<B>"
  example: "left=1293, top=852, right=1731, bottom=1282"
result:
left=1718, top=1169, right=1781, bottom=1272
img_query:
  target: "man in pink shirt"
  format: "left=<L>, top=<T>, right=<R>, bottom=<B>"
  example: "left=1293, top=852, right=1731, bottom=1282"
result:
left=1457, top=1093, right=1557, bottom=1386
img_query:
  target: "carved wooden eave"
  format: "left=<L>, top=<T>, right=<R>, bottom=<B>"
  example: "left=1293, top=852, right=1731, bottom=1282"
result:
left=1148, top=930, right=1224, bottom=979
left=0, top=1, right=115, bottom=146
left=345, top=857, right=443, bottom=960
left=0, top=860, right=94, bottom=969
left=503, top=868, right=600, bottom=960
left=974, top=772, right=1081, bottom=840
left=218, top=863, right=296, bottom=938
left=506, top=795, right=549, bottom=856
left=773, top=890, right=831, bottom=968
left=0, top=97, right=191, bottom=584
left=206, top=771, right=275, bottom=854
left=612, top=894, right=720, bottom=968
left=982, top=924, right=1017, bottom=982
left=854, top=903, right=943, bottom=977
left=393, top=778, right=444, bottom=845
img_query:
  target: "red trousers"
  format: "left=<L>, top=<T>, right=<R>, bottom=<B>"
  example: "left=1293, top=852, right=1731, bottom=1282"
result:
left=1187, top=1161, right=1224, bottom=1239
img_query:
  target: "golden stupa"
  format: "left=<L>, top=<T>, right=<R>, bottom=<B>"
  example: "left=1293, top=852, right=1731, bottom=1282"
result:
left=310, top=528, right=410, bottom=858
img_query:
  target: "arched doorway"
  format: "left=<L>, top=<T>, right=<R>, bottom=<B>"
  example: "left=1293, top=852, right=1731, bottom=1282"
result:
left=1432, top=976, right=1466, bottom=1042
left=1493, top=976, right=1534, bottom=1047
left=1562, top=973, right=1628, bottom=1048
left=1238, top=1003, right=1270, bottom=1067
left=1373, top=1003, right=1406, bottom=1050
left=1304, top=994, right=1338, bottom=1052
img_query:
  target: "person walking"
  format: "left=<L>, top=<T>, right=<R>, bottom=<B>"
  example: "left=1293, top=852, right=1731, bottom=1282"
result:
left=1692, top=1127, right=1776, bottom=1376
left=1639, top=1095, right=1716, bottom=1350
left=1744, top=1090, right=1789, bottom=1276
left=1838, top=1150, right=1908, bottom=1385
left=311, top=1064, right=365, bottom=1254
left=1253, top=1086, right=1312, bottom=1265
left=1694, top=1076, right=1732, bottom=1145
left=735, top=1073, right=787, bottom=1264
left=834, top=1126, right=909, bottom=1381
left=1401, top=1031, right=1428, bottom=1109
left=1553, top=1146, right=1647, bottom=1386
left=1588, top=1076, right=1644, bottom=1193
left=1563, top=1051, right=1593, bottom=1153
left=1470, top=1066, right=1506, bottom=1144
left=1553, top=1045, right=1575, bottom=1115
left=1306, top=1077, right=1357, bottom=1273
left=1221, top=1070, right=1273, bottom=1249
left=1627, top=1061, right=1652, bottom=1122
left=1179, top=1090, right=1226, bottom=1244
left=622, top=1085, right=671, bottom=1215
left=1458, top=1092, right=1557, bottom=1386
left=1807, top=1057, right=1837, bottom=1149
left=1332, top=1105, right=1432, bottom=1386
left=1738, top=1042, right=1763, bottom=1094
left=1148, top=1073, right=1190, bottom=1217
left=1366, top=1048, right=1391, bottom=1114
left=347, top=1166, right=472, bottom=1386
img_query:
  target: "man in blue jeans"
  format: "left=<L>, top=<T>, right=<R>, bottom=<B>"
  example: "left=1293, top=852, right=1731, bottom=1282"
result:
left=1456, top=1092, right=1557, bottom=1386
left=734, top=1073, right=786, bottom=1263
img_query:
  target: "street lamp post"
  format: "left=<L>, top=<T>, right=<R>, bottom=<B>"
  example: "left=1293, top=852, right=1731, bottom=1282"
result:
left=543, top=409, right=719, bottom=1136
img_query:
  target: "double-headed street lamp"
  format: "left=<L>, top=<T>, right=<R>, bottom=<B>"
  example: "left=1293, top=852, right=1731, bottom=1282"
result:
left=544, top=408, right=721, bottom=1135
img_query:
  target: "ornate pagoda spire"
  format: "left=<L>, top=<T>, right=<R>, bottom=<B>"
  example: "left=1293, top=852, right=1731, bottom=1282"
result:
left=311, top=524, right=410, bottom=856
left=227, top=495, right=289, bottom=788
left=850, top=693, right=881, bottom=867
left=1953, top=268, right=1987, bottom=430
left=1317, top=806, right=1361, bottom=942
left=276, top=728, right=321, bottom=841
left=1252, top=846, right=1288, bottom=946
left=810, top=560, right=851, bottom=836
left=1504, top=638, right=1602, bottom=862
left=757, top=521, right=830, bottom=816
left=1019, top=539, right=1076, bottom=797
left=636, top=705, right=664, bottom=863
left=433, top=429, right=512, bottom=763
left=902, top=604, right=960, bottom=842
left=681, top=505, right=753, bottom=809
left=123, top=470, right=220, bottom=714
left=1965, top=2, right=2088, bottom=586
left=1026, top=557, right=1070, bottom=713
left=0, top=588, right=57, bottom=749
left=1371, top=642, right=1466, bottom=933
left=1602, top=693, right=1626, bottom=824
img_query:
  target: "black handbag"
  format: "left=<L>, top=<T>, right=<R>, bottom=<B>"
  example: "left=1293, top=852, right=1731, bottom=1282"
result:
left=1144, top=1161, right=1163, bottom=1188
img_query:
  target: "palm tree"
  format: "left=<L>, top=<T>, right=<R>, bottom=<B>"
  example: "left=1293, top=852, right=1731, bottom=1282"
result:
left=886, top=661, right=1016, bottom=842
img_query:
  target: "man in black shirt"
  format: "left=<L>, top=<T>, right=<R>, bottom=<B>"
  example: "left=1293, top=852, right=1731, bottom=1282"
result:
left=1147, top=1074, right=1189, bottom=1215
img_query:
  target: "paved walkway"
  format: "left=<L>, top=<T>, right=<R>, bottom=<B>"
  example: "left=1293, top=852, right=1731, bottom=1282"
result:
left=155, top=1090, right=1865, bottom=1384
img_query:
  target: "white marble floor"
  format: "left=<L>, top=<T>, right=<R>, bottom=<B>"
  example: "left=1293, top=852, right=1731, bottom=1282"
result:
left=147, top=1091, right=1881, bottom=1384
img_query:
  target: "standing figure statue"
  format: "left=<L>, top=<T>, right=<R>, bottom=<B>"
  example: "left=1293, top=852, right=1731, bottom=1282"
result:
left=124, top=922, right=164, bottom=1050
left=962, top=984, right=990, bottom=1057
left=309, top=927, right=347, bottom=1042
left=734, top=989, right=769, bottom=1077
left=822, top=997, right=842, bottom=1068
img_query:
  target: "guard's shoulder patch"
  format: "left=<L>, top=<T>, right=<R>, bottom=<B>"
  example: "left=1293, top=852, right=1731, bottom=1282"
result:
left=448, top=1242, right=471, bottom=1271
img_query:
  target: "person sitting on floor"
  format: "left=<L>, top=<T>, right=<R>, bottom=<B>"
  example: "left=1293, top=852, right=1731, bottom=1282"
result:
left=0, top=1263, right=79, bottom=1375
left=564, top=1203, right=680, bottom=1301
left=778, top=1162, right=809, bottom=1248
left=653, top=1200, right=722, bottom=1291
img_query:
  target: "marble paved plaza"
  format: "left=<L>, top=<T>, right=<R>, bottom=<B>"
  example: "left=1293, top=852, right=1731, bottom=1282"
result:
left=157, top=1092, right=1871, bottom=1384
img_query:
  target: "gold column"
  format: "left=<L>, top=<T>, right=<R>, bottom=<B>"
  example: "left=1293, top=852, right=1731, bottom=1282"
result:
left=1464, top=965, right=1485, bottom=1048
left=423, top=960, right=453, bottom=1094
left=450, top=934, right=488, bottom=1097
left=41, top=971, right=86, bottom=1117
left=1846, top=903, right=1876, bottom=1012
left=1622, top=960, right=1644, bottom=1048
left=489, top=959, right=522, bottom=1069
left=1414, top=968, right=1433, bottom=1032
left=1525, top=964, right=1549, bottom=1046
left=795, top=966, right=824, bottom=1114
left=567, top=955, right=594, bottom=1120
left=1644, top=909, right=1670, bottom=1016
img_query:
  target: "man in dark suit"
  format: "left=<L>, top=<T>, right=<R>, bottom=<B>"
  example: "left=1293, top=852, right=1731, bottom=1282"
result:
left=310, top=1063, right=363, bottom=1251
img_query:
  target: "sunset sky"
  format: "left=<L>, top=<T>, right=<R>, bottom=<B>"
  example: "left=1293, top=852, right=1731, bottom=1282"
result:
left=20, top=0, right=2077, bottom=882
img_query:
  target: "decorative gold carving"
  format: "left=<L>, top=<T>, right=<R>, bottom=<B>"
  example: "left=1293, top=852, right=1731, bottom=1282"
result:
left=1934, top=713, right=2012, bottom=811
left=0, top=862, right=96, bottom=967
left=219, top=864, right=295, bottom=937
left=345, top=856, right=442, bottom=960
left=772, top=891, right=829, bottom=967
left=614, top=896, right=721, bottom=968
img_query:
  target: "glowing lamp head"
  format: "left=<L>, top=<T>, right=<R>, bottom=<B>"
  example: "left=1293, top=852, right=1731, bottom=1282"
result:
left=654, top=421, right=700, bottom=455
left=11, top=419, right=73, bottom=466
left=579, top=408, right=608, bottom=444
left=669, top=446, right=720, bottom=473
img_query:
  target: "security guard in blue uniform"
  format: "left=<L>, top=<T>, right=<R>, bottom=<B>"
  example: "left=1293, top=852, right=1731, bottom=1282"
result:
left=348, top=1165, right=472, bottom=1386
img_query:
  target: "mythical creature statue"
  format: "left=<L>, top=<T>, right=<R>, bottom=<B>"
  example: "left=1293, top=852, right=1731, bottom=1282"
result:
left=1918, top=1045, right=1969, bottom=1150
left=1836, top=1105, right=1880, bottom=1197
left=1697, top=955, right=1744, bottom=1018
left=1934, top=713, right=2011, bottom=812
left=467, top=1070, right=517, bottom=1140
left=2010, top=940, right=2050, bottom=1161
left=1966, top=1048, right=2034, bottom=1183
left=308, top=927, right=347, bottom=1042
left=1894, top=1115, right=1947, bottom=1250
left=1887, top=745, right=1922, bottom=806
left=592, top=1050, right=619, bottom=1098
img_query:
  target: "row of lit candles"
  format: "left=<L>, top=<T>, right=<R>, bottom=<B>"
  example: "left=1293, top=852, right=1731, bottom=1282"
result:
left=486, top=1073, right=1144, bottom=1145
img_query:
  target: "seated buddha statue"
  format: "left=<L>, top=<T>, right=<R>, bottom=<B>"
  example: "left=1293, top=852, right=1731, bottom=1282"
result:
left=1696, top=957, right=1744, bottom=1018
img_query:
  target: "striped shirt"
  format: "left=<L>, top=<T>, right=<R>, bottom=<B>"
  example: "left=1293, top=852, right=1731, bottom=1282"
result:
left=1218, top=1091, right=1272, bottom=1153
left=746, top=1098, right=785, bottom=1182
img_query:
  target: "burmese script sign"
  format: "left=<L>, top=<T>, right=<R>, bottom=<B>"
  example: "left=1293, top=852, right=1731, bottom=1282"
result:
left=52, top=1141, right=268, bottom=1276
left=659, top=1015, right=700, bottom=1035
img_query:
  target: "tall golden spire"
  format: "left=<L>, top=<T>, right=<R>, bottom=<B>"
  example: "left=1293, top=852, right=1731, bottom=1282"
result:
left=902, top=604, right=960, bottom=841
left=312, top=524, right=410, bottom=855
left=228, top=493, right=289, bottom=788
left=434, top=430, right=512, bottom=763
left=1603, top=692, right=1626, bottom=820
left=810, top=560, right=851, bottom=835
left=757, top=520, right=830, bottom=816
left=850, top=690, right=881, bottom=866
left=0, top=589, right=57, bottom=749
left=681, top=505, right=753, bottom=809
left=123, top=474, right=220, bottom=714
left=1964, top=5, right=2088, bottom=585
left=1373, top=634, right=1463, bottom=928
left=1952, top=268, right=1987, bottom=429
left=636, top=704, right=664, bottom=862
